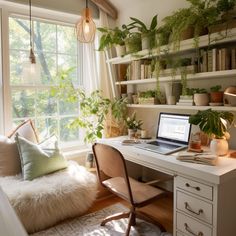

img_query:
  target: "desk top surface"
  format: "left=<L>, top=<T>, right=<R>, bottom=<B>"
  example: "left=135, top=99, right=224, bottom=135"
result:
left=99, top=137, right=236, bottom=185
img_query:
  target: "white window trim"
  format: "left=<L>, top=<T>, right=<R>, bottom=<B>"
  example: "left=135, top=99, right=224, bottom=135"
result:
left=0, top=1, right=94, bottom=152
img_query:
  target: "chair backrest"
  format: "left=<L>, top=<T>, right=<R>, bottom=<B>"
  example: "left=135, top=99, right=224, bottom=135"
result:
left=92, top=143, right=134, bottom=203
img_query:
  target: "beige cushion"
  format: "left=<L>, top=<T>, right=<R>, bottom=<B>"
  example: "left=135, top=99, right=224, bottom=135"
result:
left=0, top=135, right=21, bottom=176
left=8, top=119, right=39, bottom=143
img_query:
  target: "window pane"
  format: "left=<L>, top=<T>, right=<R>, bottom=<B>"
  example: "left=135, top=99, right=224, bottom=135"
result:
left=10, top=50, right=28, bottom=85
left=59, top=99, right=79, bottom=115
left=11, top=89, right=35, bottom=118
left=36, top=118, right=58, bottom=140
left=36, top=52, right=56, bottom=84
left=34, top=21, right=56, bottom=53
left=60, top=117, right=80, bottom=142
left=9, top=17, right=29, bottom=50
left=57, top=25, right=77, bottom=55
left=36, top=90, right=57, bottom=116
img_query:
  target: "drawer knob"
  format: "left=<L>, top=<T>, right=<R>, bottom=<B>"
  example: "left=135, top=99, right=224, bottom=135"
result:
left=184, top=223, right=203, bottom=236
left=185, top=183, right=201, bottom=191
left=185, top=202, right=203, bottom=215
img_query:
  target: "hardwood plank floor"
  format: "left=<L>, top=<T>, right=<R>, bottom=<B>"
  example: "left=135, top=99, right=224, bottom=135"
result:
left=85, top=193, right=173, bottom=233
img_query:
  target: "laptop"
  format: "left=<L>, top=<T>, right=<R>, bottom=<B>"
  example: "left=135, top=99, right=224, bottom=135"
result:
left=136, top=113, right=191, bottom=155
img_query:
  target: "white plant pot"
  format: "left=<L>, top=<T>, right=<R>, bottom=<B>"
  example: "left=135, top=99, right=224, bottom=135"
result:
left=115, top=45, right=126, bottom=57
left=141, top=36, right=150, bottom=50
left=210, top=139, right=229, bottom=156
left=194, top=93, right=209, bottom=106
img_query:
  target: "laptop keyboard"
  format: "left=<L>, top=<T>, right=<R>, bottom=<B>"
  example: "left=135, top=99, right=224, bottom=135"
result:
left=148, top=141, right=180, bottom=149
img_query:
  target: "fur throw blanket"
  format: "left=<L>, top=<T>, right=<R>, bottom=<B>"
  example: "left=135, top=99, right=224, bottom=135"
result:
left=0, top=161, right=97, bottom=233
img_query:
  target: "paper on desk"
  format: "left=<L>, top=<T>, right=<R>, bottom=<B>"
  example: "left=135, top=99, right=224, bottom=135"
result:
left=177, top=151, right=218, bottom=166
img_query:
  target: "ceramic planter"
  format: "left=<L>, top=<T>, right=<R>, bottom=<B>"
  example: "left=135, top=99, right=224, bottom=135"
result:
left=115, top=45, right=126, bottom=57
left=224, top=86, right=236, bottom=106
left=210, top=139, right=228, bottom=156
left=141, top=35, right=150, bottom=50
left=194, top=93, right=209, bottom=106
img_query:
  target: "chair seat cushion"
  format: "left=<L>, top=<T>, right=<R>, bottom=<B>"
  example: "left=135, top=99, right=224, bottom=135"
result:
left=0, top=161, right=97, bottom=233
left=103, top=177, right=165, bottom=205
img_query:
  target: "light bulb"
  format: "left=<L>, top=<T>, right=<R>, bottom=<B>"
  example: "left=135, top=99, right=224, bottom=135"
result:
left=84, top=22, right=90, bottom=34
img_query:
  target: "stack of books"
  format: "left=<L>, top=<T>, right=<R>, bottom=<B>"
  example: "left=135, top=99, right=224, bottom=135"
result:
left=176, top=95, right=194, bottom=106
left=177, top=151, right=218, bottom=166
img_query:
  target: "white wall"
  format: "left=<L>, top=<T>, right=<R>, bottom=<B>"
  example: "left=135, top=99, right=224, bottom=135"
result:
left=110, top=0, right=189, bottom=27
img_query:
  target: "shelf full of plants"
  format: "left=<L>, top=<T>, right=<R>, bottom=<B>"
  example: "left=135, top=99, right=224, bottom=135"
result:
left=99, top=0, right=236, bottom=110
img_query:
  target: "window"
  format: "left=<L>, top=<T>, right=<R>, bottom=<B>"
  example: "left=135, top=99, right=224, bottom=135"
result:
left=9, top=16, right=82, bottom=146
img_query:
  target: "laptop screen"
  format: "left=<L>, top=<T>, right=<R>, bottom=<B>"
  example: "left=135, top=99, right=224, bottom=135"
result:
left=157, top=113, right=191, bottom=144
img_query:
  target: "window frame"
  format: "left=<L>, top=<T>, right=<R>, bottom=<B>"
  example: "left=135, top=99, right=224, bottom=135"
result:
left=0, top=1, right=87, bottom=151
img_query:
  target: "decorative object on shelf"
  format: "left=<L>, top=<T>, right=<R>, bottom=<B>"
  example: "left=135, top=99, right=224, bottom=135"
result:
left=224, top=86, right=236, bottom=106
left=193, top=88, right=209, bottom=106
left=164, top=82, right=182, bottom=105
left=22, top=0, right=40, bottom=84
left=125, top=15, right=158, bottom=50
left=125, top=112, right=143, bottom=139
left=75, top=0, right=96, bottom=43
left=189, top=109, right=234, bottom=156
left=210, top=85, right=224, bottom=104
left=189, top=132, right=202, bottom=152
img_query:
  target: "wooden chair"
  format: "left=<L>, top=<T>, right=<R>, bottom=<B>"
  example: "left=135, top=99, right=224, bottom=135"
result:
left=92, top=143, right=167, bottom=236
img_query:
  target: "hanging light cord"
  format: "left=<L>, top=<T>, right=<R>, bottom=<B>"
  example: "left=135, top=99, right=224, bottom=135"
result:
left=29, top=0, right=32, bottom=49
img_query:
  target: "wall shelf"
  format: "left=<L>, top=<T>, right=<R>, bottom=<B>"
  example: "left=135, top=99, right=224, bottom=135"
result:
left=127, top=104, right=236, bottom=111
left=115, top=69, right=236, bottom=85
left=107, top=27, right=236, bottom=65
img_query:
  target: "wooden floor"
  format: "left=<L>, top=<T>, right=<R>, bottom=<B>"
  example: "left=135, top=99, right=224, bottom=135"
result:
left=85, top=193, right=173, bottom=233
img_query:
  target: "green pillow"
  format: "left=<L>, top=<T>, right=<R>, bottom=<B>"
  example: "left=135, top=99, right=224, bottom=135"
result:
left=15, top=134, right=68, bottom=181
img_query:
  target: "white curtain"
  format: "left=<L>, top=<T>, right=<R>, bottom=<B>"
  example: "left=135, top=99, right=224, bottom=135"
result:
left=97, top=10, right=118, bottom=99
left=82, top=40, right=99, bottom=95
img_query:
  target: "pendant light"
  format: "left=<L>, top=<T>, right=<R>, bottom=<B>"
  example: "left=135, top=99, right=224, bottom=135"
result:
left=75, top=0, right=96, bottom=43
left=22, top=0, right=40, bottom=84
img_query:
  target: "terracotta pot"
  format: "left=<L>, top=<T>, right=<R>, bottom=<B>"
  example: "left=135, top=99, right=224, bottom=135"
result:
left=210, top=139, right=228, bottom=156
left=210, top=91, right=223, bottom=103
left=194, top=93, right=209, bottom=106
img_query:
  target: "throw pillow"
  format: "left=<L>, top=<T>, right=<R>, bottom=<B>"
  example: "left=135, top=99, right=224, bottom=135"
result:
left=0, top=135, right=21, bottom=176
left=15, top=134, right=68, bottom=180
left=8, top=119, right=39, bottom=143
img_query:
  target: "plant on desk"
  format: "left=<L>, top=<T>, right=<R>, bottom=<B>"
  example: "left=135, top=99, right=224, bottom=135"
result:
left=189, top=108, right=234, bottom=155
left=125, top=112, right=143, bottom=139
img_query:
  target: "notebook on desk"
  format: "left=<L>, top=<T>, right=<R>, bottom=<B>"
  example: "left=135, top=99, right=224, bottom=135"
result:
left=136, top=113, right=191, bottom=155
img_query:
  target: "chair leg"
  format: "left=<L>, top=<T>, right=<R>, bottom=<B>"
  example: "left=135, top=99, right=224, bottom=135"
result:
left=125, top=211, right=135, bottom=236
left=136, top=210, right=166, bottom=232
left=101, top=211, right=130, bottom=226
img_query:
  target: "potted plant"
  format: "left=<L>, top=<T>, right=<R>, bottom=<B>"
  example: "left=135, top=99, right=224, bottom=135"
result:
left=138, top=90, right=158, bottom=104
left=125, top=112, right=143, bottom=139
left=126, top=15, right=158, bottom=50
left=51, top=69, right=127, bottom=143
left=97, top=26, right=128, bottom=57
left=193, top=88, right=209, bottom=106
left=189, top=109, right=234, bottom=155
left=210, top=85, right=224, bottom=104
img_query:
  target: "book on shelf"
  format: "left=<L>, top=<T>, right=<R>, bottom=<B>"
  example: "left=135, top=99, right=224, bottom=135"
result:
left=231, top=48, right=236, bottom=69
left=212, top=48, right=217, bottom=71
left=176, top=102, right=194, bottom=106
left=178, top=99, right=193, bottom=103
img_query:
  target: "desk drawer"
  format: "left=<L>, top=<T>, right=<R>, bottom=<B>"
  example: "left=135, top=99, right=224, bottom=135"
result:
left=176, top=176, right=213, bottom=200
left=177, top=191, right=213, bottom=225
left=177, top=212, right=212, bottom=236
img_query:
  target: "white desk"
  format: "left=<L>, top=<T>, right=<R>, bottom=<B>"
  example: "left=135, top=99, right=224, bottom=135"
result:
left=99, top=137, right=236, bottom=236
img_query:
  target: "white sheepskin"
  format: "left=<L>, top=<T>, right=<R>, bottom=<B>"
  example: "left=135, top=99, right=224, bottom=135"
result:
left=0, top=161, right=97, bottom=233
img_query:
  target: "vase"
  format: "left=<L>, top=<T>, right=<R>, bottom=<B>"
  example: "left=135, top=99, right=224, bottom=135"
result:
left=128, top=129, right=136, bottom=139
left=115, top=45, right=126, bottom=57
left=210, top=139, right=228, bottom=156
